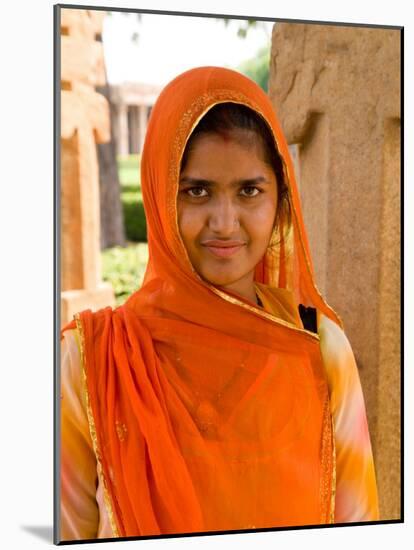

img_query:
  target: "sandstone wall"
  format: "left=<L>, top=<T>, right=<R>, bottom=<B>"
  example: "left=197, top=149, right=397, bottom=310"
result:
left=269, top=23, right=401, bottom=520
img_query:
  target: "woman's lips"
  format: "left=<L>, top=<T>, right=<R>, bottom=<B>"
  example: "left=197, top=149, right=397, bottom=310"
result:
left=201, top=241, right=246, bottom=258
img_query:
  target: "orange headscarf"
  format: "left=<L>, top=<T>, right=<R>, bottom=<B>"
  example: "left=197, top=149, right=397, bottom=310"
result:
left=61, top=67, right=342, bottom=537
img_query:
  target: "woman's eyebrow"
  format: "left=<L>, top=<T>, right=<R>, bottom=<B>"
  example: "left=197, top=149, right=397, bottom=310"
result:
left=179, top=176, right=270, bottom=186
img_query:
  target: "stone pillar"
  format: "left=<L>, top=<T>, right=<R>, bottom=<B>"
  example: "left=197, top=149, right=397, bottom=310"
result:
left=129, top=106, right=136, bottom=154
left=269, top=23, right=400, bottom=519
left=60, top=8, right=115, bottom=326
left=138, top=104, right=147, bottom=153
left=117, top=103, right=129, bottom=156
left=132, top=106, right=141, bottom=154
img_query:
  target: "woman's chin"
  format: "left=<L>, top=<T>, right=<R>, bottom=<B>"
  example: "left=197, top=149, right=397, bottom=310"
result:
left=200, top=269, right=249, bottom=290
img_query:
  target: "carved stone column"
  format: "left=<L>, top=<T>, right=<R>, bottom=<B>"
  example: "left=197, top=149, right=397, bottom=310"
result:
left=60, top=8, right=115, bottom=325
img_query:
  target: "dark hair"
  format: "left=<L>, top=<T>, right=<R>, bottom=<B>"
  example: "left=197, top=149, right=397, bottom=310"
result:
left=180, top=102, right=291, bottom=230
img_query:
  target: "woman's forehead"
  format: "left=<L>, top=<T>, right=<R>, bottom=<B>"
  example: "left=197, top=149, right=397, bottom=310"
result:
left=182, top=130, right=273, bottom=170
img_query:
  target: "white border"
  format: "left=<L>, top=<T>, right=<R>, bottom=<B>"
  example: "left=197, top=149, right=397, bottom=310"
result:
left=0, top=0, right=410, bottom=548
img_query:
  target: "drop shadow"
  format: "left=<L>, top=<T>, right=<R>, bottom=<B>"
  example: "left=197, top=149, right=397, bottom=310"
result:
left=20, top=525, right=53, bottom=543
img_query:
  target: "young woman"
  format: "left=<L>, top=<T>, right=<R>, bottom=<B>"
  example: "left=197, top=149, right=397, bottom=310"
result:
left=60, top=66, right=379, bottom=541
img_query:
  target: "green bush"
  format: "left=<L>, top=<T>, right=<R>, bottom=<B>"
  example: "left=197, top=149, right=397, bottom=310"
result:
left=102, top=156, right=148, bottom=306
left=122, top=184, right=147, bottom=242
left=117, top=155, right=147, bottom=242
left=102, top=242, right=149, bottom=306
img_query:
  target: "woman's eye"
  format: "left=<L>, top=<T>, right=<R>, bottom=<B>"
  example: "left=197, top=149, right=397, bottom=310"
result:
left=240, top=186, right=260, bottom=197
left=187, top=187, right=208, bottom=198
left=183, top=186, right=261, bottom=198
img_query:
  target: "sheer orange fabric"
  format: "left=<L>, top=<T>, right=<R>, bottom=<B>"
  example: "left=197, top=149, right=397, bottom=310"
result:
left=61, top=66, right=341, bottom=536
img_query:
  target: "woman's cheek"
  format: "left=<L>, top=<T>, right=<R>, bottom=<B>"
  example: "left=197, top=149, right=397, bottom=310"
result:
left=178, top=205, right=204, bottom=246
left=247, top=201, right=276, bottom=242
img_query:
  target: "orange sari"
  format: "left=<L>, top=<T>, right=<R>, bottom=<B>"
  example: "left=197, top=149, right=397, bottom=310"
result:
left=61, top=66, right=343, bottom=537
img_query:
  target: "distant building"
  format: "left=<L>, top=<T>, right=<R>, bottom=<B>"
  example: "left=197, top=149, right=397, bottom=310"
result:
left=110, top=82, right=162, bottom=156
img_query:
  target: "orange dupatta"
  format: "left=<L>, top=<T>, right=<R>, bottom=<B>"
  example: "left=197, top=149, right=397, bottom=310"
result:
left=61, top=67, right=342, bottom=537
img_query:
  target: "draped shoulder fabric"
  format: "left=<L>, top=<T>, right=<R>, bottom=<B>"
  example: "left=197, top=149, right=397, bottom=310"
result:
left=59, top=313, right=379, bottom=540
left=61, top=66, right=362, bottom=537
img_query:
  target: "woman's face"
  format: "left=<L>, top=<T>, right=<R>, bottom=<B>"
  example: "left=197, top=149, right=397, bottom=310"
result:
left=177, top=130, right=278, bottom=303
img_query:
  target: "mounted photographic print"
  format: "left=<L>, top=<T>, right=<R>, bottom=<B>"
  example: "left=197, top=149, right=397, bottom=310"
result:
left=54, top=3, right=402, bottom=545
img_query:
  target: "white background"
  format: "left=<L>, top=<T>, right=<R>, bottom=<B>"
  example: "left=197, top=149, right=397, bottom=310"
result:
left=0, top=0, right=411, bottom=548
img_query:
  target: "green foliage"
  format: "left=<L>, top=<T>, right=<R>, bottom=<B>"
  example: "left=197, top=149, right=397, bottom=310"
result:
left=101, top=243, right=149, bottom=306
left=117, top=154, right=140, bottom=185
left=237, top=45, right=270, bottom=92
left=101, top=155, right=148, bottom=306
left=122, top=185, right=147, bottom=242
left=117, top=155, right=147, bottom=242
left=236, top=20, right=258, bottom=39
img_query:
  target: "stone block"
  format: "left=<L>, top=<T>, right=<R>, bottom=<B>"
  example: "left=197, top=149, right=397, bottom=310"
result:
left=61, top=283, right=115, bottom=326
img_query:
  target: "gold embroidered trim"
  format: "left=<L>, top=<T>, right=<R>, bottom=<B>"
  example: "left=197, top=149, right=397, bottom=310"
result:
left=329, top=414, right=337, bottom=523
left=319, top=393, right=335, bottom=524
left=168, top=89, right=321, bottom=341
left=74, top=313, right=120, bottom=538
left=211, top=284, right=320, bottom=340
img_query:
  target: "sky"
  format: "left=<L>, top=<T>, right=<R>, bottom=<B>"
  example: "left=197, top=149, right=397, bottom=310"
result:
left=102, top=11, right=274, bottom=86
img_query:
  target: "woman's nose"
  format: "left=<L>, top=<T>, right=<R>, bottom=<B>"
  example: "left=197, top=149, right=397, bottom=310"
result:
left=207, top=196, right=240, bottom=235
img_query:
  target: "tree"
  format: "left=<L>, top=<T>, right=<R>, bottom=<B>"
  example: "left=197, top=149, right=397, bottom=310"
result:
left=95, top=29, right=126, bottom=249
left=237, top=45, right=270, bottom=92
